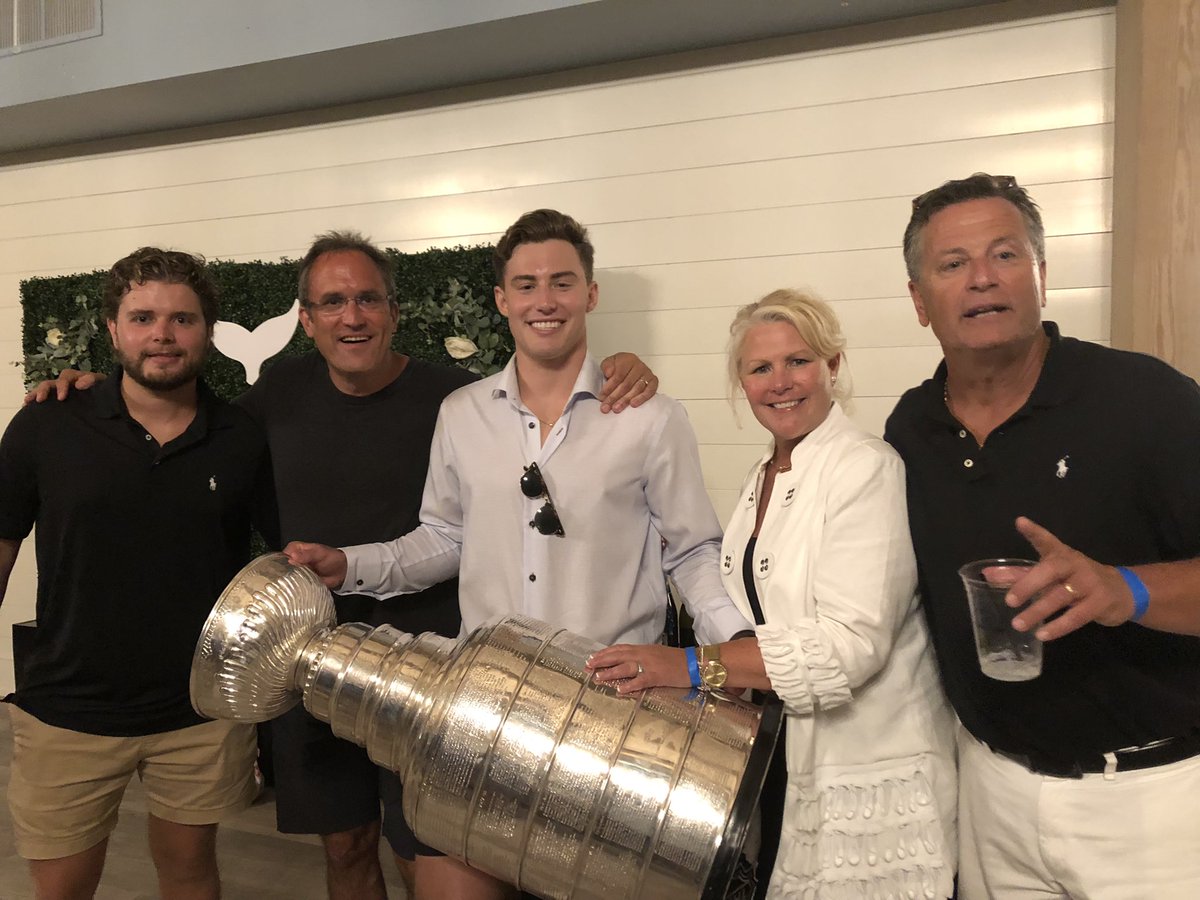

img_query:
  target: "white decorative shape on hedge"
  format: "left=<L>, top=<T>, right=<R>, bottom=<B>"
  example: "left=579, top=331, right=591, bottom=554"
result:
left=213, top=299, right=300, bottom=385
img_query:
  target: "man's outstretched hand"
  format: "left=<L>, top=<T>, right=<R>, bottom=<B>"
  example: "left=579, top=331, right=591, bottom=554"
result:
left=283, top=541, right=348, bottom=589
left=1006, top=516, right=1134, bottom=641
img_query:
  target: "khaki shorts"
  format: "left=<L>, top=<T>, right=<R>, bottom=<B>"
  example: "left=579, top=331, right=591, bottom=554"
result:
left=7, top=705, right=257, bottom=860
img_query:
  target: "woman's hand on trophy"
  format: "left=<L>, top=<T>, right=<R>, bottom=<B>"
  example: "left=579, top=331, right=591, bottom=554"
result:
left=283, top=541, right=348, bottom=589
left=586, top=643, right=690, bottom=693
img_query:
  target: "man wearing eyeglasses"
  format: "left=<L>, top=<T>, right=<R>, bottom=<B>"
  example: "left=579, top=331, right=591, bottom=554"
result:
left=232, top=232, right=478, bottom=900
left=884, top=173, right=1200, bottom=898
left=285, top=209, right=752, bottom=900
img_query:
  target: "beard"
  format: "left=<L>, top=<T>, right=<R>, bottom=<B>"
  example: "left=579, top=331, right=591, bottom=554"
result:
left=118, top=345, right=208, bottom=392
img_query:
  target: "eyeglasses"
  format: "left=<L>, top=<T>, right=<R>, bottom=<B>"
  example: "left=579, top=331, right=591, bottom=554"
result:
left=520, top=462, right=565, bottom=536
left=910, top=174, right=1017, bottom=212
left=303, top=293, right=391, bottom=317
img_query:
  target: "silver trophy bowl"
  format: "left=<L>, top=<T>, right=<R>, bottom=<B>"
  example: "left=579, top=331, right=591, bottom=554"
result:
left=192, top=554, right=780, bottom=900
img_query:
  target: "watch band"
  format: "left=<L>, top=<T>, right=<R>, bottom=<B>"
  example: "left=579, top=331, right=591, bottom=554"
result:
left=697, top=644, right=728, bottom=691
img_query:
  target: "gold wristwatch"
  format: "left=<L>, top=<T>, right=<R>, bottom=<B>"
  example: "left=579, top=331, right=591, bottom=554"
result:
left=697, top=644, right=728, bottom=691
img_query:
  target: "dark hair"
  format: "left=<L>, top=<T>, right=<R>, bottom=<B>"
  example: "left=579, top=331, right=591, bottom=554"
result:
left=492, top=209, right=595, bottom=284
left=903, top=173, right=1045, bottom=282
left=297, top=231, right=396, bottom=305
left=103, top=247, right=219, bottom=327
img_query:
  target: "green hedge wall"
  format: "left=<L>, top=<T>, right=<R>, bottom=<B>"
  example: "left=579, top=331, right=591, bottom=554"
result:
left=18, top=244, right=505, bottom=400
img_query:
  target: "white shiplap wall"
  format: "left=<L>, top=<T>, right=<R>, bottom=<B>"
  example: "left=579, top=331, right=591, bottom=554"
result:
left=0, top=9, right=1115, bottom=690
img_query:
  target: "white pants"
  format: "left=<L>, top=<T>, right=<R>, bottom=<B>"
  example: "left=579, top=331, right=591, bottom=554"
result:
left=957, top=727, right=1200, bottom=899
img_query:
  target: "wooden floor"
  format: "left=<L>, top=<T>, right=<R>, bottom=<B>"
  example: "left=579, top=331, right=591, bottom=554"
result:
left=0, top=712, right=408, bottom=899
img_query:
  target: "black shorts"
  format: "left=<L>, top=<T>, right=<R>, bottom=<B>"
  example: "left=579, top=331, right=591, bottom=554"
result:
left=270, top=704, right=433, bottom=858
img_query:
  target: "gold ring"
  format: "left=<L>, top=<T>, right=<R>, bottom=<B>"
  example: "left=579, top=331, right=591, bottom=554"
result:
left=1064, top=583, right=1076, bottom=596
left=638, top=379, right=650, bottom=388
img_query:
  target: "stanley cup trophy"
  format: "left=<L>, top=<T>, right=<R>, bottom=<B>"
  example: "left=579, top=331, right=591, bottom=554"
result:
left=191, top=554, right=781, bottom=900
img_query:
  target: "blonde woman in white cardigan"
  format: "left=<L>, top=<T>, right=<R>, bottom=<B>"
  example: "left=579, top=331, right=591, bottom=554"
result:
left=588, top=289, right=957, bottom=899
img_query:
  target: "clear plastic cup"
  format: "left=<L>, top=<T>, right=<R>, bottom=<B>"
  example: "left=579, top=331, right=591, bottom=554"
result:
left=958, top=559, right=1043, bottom=682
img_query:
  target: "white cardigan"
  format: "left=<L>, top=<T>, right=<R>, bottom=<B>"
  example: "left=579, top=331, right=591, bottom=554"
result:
left=721, top=404, right=957, bottom=899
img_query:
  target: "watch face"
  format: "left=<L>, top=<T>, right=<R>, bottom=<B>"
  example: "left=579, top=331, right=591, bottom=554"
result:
left=702, top=660, right=728, bottom=690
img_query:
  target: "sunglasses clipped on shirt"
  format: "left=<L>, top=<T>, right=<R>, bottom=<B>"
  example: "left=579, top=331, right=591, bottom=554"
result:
left=520, top=462, right=565, bottom=536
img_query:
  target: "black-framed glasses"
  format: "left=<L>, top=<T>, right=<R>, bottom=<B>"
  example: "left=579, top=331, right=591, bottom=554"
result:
left=520, top=462, right=564, bottom=536
left=910, top=174, right=1017, bottom=212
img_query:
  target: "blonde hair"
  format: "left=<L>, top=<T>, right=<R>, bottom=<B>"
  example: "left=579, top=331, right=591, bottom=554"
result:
left=727, top=288, right=852, bottom=407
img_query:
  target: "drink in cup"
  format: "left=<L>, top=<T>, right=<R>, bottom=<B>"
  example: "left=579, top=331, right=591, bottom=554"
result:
left=958, top=559, right=1043, bottom=682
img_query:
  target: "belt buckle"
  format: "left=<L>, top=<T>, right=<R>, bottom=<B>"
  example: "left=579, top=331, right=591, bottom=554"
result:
left=1114, top=736, right=1174, bottom=757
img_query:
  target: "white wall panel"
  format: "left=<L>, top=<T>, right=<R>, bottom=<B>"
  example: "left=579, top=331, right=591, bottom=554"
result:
left=0, top=8, right=1116, bottom=693
left=596, top=232, right=1111, bottom=314
left=0, top=76, right=1113, bottom=244
left=0, top=13, right=1113, bottom=206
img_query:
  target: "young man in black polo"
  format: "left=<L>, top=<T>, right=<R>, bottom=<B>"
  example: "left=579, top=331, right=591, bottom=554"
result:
left=0, top=248, right=274, bottom=900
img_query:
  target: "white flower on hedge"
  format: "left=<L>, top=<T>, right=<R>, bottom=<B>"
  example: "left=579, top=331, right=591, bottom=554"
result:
left=445, top=336, right=478, bottom=359
left=46, top=327, right=64, bottom=347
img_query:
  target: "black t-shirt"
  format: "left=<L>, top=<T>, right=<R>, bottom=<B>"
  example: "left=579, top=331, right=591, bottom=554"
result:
left=238, top=352, right=476, bottom=637
left=885, top=322, right=1200, bottom=759
left=0, top=373, right=274, bottom=735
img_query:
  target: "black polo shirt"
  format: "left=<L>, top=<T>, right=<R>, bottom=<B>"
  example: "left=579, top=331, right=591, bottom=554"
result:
left=885, top=322, right=1200, bottom=759
left=0, top=371, right=274, bottom=736
left=237, top=351, right=475, bottom=637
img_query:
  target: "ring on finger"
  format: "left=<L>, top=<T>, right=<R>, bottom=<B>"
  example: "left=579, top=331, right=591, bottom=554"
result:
left=637, top=378, right=650, bottom=388
left=1063, top=582, right=1077, bottom=596
left=636, top=662, right=645, bottom=676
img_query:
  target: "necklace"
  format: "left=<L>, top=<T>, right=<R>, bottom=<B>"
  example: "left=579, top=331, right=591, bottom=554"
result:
left=768, top=458, right=792, bottom=473
left=538, top=417, right=557, bottom=429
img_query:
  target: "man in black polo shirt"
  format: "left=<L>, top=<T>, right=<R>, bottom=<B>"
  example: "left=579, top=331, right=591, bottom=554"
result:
left=0, top=248, right=273, bottom=900
left=885, top=173, right=1200, bottom=898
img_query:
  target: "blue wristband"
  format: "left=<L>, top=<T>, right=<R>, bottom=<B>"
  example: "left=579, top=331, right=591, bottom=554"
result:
left=1116, top=566, right=1150, bottom=620
left=685, top=646, right=701, bottom=688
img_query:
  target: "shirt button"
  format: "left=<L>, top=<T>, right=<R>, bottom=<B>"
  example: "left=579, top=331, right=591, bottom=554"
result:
left=356, top=579, right=363, bottom=587
left=528, top=421, right=535, bottom=429
left=144, top=434, right=152, bottom=441
left=963, top=458, right=974, bottom=468
left=959, top=430, right=967, bottom=439
left=529, top=573, right=536, bottom=582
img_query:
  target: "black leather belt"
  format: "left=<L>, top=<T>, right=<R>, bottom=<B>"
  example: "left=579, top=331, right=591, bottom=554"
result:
left=992, top=731, right=1200, bottom=779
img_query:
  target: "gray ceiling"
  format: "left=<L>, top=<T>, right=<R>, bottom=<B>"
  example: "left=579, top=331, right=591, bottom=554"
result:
left=0, top=0, right=1082, bottom=162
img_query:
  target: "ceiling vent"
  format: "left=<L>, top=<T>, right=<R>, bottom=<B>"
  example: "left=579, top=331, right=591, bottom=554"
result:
left=1, top=0, right=101, bottom=56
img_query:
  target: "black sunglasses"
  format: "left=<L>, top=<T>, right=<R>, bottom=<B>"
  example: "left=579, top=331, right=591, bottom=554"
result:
left=520, top=462, right=565, bottom=536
